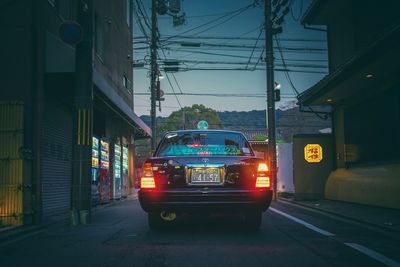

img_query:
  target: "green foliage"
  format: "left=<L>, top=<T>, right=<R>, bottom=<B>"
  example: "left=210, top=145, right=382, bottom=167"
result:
left=277, top=138, right=285, bottom=144
left=157, top=104, right=222, bottom=142
left=253, top=135, right=268, bottom=141
left=137, top=105, right=223, bottom=154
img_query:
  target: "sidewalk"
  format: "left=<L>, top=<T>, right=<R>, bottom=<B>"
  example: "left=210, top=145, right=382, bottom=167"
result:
left=278, top=195, right=400, bottom=234
left=0, top=192, right=139, bottom=245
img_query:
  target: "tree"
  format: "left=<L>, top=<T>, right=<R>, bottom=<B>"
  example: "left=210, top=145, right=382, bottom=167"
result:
left=137, top=105, right=223, bottom=155
left=157, top=104, right=223, bottom=142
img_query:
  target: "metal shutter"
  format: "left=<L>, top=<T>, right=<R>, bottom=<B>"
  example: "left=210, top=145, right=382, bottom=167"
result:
left=41, top=100, right=72, bottom=222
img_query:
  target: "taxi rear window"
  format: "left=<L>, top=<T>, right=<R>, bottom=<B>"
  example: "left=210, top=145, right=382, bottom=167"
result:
left=156, top=132, right=253, bottom=157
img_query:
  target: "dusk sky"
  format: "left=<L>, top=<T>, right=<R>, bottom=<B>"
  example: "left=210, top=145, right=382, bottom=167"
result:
left=133, top=0, right=327, bottom=117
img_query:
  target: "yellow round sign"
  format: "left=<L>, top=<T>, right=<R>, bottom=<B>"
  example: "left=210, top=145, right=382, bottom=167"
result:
left=304, top=144, right=323, bottom=163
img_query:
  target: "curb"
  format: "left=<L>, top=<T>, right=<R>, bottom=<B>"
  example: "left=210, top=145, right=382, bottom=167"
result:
left=277, top=197, right=400, bottom=235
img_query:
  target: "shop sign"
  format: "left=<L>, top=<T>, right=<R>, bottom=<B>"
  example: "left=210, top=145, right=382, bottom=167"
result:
left=304, top=144, right=323, bottom=163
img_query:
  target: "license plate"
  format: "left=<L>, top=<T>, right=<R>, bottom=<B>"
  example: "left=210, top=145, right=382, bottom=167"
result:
left=191, top=167, right=220, bottom=183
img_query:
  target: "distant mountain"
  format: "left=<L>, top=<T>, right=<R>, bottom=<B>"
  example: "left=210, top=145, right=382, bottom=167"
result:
left=218, top=110, right=266, bottom=130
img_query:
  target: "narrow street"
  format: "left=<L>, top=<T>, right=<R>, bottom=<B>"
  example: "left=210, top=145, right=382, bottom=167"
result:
left=1, top=198, right=399, bottom=267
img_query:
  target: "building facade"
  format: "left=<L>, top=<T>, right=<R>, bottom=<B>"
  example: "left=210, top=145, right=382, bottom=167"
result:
left=299, top=0, right=400, bottom=209
left=0, top=0, right=150, bottom=227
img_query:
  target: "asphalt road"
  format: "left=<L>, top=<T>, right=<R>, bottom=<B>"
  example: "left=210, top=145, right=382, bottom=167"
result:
left=1, top=198, right=399, bottom=267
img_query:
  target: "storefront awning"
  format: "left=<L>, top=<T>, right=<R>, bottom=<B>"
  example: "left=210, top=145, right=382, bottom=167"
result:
left=93, top=69, right=151, bottom=138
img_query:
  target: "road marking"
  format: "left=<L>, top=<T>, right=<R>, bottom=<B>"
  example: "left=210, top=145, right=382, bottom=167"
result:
left=270, top=207, right=400, bottom=266
left=344, top=243, right=400, bottom=267
left=270, top=207, right=335, bottom=237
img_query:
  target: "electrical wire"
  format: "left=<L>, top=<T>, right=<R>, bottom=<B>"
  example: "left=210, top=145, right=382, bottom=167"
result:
left=134, top=92, right=297, bottom=99
left=163, top=67, right=183, bottom=109
left=134, top=0, right=185, bottom=109
left=163, top=2, right=258, bottom=42
left=290, top=0, right=304, bottom=21
left=246, top=28, right=263, bottom=69
left=158, top=41, right=185, bottom=107
left=251, top=48, right=265, bottom=70
left=133, top=0, right=150, bottom=40
left=156, top=59, right=327, bottom=69
left=274, top=35, right=328, bottom=120
left=172, top=73, right=184, bottom=94
left=187, top=4, right=256, bottom=37
left=139, top=35, right=326, bottom=43
left=136, top=0, right=152, bottom=31
left=173, top=67, right=326, bottom=74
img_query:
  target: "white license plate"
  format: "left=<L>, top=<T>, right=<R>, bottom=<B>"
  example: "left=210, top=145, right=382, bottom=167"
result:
left=191, top=168, right=220, bottom=183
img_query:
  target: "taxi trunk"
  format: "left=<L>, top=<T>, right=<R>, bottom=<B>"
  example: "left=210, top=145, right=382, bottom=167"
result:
left=143, top=156, right=264, bottom=189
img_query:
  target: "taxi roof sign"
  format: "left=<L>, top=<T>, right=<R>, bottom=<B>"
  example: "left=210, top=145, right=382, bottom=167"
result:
left=197, top=120, right=209, bottom=130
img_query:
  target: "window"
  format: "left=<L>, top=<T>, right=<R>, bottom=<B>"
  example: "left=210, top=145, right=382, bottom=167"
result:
left=123, top=75, right=132, bottom=94
left=94, top=14, right=105, bottom=61
left=157, top=132, right=253, bottom=157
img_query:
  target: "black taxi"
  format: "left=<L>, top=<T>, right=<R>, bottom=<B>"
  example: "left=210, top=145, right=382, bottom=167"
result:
left=138, top=129, right=273, bottom=230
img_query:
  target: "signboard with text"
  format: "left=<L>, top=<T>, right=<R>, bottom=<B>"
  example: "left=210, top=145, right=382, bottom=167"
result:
left=304, top=144, right=323, bottom=163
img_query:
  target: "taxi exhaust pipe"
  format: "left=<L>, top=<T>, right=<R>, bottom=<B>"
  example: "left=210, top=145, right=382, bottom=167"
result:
left=160, top=211, right=177, bottom=221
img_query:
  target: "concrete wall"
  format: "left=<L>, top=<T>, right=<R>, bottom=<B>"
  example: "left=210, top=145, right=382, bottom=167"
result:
left=277, top=143, right=294, bottom=193
left=325, top=164, right=400, bottom=209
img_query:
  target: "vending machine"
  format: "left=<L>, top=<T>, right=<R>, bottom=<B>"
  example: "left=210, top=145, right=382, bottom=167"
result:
left=122, top=146, right=129, bottom=197
left=91, top=137, right=100, bottom=205
left=99, top=139, right=110, bottom=203
left=113, top=144, right=122, bottom=199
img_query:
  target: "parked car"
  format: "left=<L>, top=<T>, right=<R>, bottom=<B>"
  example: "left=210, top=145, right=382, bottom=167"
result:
left=138, top=129, right=273, bottom=230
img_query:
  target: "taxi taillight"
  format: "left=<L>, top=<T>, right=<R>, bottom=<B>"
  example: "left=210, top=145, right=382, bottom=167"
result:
left=256, top=163, right=270, bottom=188
left=140, top=163, right=156, bottom=189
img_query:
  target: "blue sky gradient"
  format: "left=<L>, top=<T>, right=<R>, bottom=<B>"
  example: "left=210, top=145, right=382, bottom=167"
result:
left=133, top=0, right=327, bottom=116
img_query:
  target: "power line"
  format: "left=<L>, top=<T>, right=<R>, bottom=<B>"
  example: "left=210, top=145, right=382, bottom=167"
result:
left=136, top=0, right=152, bottom=31
left=133, top=0, right=150, bottom=40
left=171, top=73, right=184, bottom=94
left=188, top=4, right=256, bottom=37
left=164, top=67, right=326, bottom=74
left=161, top=46, right=327, bottom=55
left=134, top=92, right=297, bottom=98
left=246, top=28, right=264, bottom=69
left=290, top=0, right=304, bottom=21
left=163, top=2, right=258, bottom=41
left=134, top=35, right=326, bottom=43
left=155, top=59, right=328, bottom=69
left=274, top=35, right=328, bottom=120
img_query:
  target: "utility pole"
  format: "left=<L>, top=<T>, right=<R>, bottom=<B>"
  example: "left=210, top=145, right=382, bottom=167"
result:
left=265, top=0, right=277, bottom=200
left=150, top=0, right=158, bottom=151
left=72, top=0, right=93, bottom=225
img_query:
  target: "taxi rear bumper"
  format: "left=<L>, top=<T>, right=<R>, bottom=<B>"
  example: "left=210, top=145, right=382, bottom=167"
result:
left=138, top=188, right=273, bottom=213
